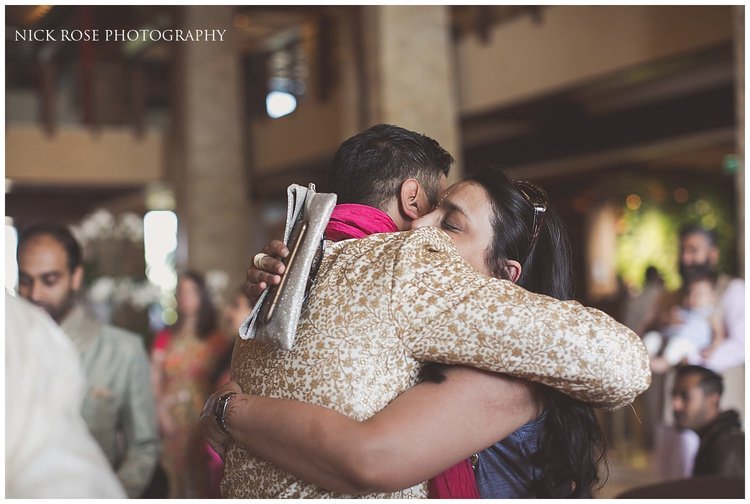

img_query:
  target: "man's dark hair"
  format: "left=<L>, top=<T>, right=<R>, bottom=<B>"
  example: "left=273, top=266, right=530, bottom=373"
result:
left=328, top=124, right=453, bottom=210
left=675, top=364, right=724, bottom=398
left=679, top=223, right=718, bottom=247
left=17, top=222, right=83, bottom=272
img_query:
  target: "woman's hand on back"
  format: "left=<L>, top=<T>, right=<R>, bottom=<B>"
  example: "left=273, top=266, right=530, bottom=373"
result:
left=243, top=240, right=290, bottom=304
left=200, top=381, right=243, bottom=461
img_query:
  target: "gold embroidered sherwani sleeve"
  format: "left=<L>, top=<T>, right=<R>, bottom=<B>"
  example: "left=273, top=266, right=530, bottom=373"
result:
left=391, top=227, right=651, bottom=410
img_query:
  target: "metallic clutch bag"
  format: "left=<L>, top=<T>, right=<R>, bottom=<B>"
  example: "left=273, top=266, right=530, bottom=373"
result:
left=239, top=183, right=337, bottom=350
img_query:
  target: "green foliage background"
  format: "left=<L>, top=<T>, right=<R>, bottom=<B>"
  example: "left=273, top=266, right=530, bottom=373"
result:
left=606, top=175, right=736, bottom=292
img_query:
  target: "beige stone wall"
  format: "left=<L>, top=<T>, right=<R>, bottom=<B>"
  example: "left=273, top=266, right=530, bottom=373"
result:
left=176, top=5, right=254, bottom=287
left=6, top=125, right=163, bottom=185
left=457, top=5, right=734, bottom=114
left=249, top=16, right=345, bottom=177
left=365, top=5, right=463, bottom=182
left=250, top=6, right=464, bottom=182
left=8, top=6, right=736, bottom=186
left=250, top=100, right=342, bottom=177
left=371, top=5, right=461, bottom=181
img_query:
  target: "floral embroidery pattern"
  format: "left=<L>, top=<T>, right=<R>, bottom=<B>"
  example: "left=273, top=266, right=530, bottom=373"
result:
left=224, top=227, right=650, bottom=498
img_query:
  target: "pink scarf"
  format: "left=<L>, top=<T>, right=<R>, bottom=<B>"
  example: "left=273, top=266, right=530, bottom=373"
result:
left=428, top=458, right=480, bottom=499
left=324, top=203, right=399, bottom=241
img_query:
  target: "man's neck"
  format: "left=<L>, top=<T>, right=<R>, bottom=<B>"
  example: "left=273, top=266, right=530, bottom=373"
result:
left=54, top=303, right=76, bottom=325
left=59, top=302, right=101, bottom=352
left=54, top=297, right=78, bottom=325
left=390, top=214, right=410, bottom=232
left=382, top=201, right=410, bottom=232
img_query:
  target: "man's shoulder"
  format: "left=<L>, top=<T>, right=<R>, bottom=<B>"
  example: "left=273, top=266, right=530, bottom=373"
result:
left=718, top=276, right=745, bottom=305
left=705, top=423, right=744, bottom=455
left=322, top=228, right=463, bottom=281
left=725, top=276, right=745, bottom=291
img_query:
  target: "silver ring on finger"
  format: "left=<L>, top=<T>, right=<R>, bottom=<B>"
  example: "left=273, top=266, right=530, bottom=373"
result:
left=253, top=252, right=270, bottom=269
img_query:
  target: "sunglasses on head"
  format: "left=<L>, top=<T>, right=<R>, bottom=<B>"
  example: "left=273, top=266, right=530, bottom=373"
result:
left=514, top=180, right=548, bottom=263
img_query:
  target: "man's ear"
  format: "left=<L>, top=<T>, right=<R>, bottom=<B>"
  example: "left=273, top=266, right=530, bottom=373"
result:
left=504, top=260, right=522, bottom=284
left=71, top=265, right=84, bottom=292
left=398, top=178, right=424, bottom=221
left=707, top=391, right=721, bottom=413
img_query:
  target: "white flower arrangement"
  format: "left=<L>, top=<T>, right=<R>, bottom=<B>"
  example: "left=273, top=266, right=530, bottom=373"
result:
left=71, top=208, right=145, bottom=246
left=205, top=269, right=230, bottom=305
left=88, top=276, right=116, bottom=304
left=87, top=276, right=162, bottom=310
left=114, top=212, right=145, bottom=242
left=75, top=207, right=161, bottom=317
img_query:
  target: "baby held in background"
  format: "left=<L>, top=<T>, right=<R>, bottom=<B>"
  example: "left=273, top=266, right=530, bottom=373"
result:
left=645, top=270, right=724, bottom=371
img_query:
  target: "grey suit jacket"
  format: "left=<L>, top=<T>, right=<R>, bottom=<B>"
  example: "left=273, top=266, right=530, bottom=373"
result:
left=61, top=304, right=160, bottom=498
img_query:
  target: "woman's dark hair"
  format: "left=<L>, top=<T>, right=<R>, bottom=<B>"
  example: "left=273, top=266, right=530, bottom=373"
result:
left=175, top=270, right=217, bottom=340
left=530, top=389, right=607, bottom=497
left=424, top=167, right=607, bottom=497
left=464, top=169, right=573, bottom=299
left=469, top=167, right=607, bottom=497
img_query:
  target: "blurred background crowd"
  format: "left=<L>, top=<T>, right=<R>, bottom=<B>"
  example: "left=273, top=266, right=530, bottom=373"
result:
left=5, top=4, right=745, bottom=498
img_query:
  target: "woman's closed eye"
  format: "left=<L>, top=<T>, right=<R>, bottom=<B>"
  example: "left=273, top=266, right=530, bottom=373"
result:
left=441, top=219, right=461, bottom=232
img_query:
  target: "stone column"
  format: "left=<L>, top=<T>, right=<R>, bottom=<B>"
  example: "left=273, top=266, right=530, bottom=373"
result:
left=360, top=6, right=463, bottom=182
left=175, top=5, right=253, bottom=295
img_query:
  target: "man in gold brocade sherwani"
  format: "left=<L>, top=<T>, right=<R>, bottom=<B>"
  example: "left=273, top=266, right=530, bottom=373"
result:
left=216, top=125, right=650, bottom=498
